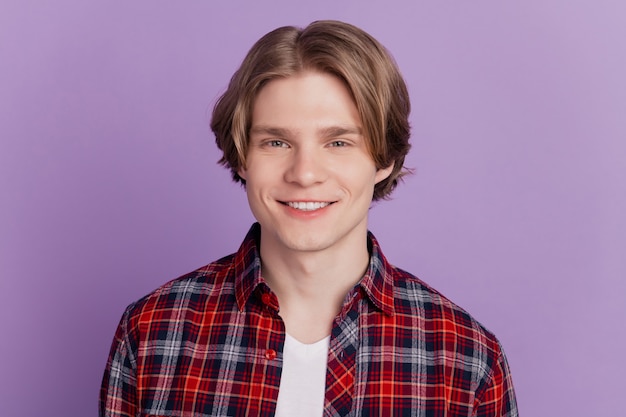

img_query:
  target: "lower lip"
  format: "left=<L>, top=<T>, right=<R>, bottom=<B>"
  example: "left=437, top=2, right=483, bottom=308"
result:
left=282, top=203, right=333, bottom=218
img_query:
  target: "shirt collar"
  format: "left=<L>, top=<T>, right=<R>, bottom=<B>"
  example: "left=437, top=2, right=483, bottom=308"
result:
left=234, top=223, right=265, bottom=311
left=360, top=231, right=396, bottom=316
left=234, top=223, right=396, bottom=316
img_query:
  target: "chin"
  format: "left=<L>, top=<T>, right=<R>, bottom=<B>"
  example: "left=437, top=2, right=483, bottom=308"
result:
left=283, top=235, right=328, bottom=252
left=271, top=229, right=333, bottom=253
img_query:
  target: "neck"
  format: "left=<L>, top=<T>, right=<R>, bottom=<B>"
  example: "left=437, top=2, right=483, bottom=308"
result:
left=258, top=227, right=370, bottom=342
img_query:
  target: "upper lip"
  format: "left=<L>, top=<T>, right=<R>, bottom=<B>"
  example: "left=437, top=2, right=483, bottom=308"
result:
left=280, top=200, right=337, bottom=207
left=277, top=195, right=337, bottom=201
left=281, top=200, right=334, bottom=203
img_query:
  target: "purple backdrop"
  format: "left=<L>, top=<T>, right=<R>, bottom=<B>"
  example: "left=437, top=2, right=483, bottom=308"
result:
left=1, top=1, right=625, bottom=415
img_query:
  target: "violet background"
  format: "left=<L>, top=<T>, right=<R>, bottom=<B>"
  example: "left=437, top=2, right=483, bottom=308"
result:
left=1, top=1, right=625, bottom=416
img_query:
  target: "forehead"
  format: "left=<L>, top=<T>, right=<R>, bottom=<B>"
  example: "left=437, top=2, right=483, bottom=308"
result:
left=250, top=71, right=362, bottom=132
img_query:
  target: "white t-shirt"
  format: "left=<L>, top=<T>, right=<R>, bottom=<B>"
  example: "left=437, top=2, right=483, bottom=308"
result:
left=274, top=333, right=330, bottom=417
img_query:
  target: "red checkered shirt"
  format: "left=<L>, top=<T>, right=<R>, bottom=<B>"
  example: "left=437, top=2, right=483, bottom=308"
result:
left=100, top=223, right=518, bottom=416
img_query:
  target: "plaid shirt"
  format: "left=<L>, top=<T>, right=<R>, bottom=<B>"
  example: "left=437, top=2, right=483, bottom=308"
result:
left=100, top=223, right=518, bottom=416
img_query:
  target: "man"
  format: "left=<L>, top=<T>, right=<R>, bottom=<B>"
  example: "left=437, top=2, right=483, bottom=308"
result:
left=100, top=21, right=518, bottom=416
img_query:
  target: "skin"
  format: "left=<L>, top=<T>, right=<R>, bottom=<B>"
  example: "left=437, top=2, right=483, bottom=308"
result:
left=238, top=71, right=392, bottom=343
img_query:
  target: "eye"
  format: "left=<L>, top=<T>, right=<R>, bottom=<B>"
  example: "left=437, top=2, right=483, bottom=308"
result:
left=266, top=140, right=288, bottom=148
left=328, top=140, right=348, bottom=147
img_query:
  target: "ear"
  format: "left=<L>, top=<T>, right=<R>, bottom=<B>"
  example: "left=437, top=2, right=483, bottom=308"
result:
left=237, top=166, right=247, bottom=181
left=374, top=163, right=394, bottom=185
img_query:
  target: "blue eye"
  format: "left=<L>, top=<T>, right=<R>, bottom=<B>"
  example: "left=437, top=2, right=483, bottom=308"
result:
left=268, top=140, right=287, bottom=147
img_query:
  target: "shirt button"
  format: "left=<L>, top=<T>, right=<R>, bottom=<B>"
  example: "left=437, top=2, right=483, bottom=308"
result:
left=265, top=349, right=277, bottom=360
left=261, top=293, right=272, bottom=305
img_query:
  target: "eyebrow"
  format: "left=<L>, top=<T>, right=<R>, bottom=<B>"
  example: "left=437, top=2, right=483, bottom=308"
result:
left=249, top=126, right=292, bottom=138
left=319, top=126, right=363, bottom=138
left=249, top=125, right=363, bottom=138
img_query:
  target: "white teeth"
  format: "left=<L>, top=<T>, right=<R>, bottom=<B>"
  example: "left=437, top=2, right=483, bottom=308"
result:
left=287, top=201, right=330, bottom=211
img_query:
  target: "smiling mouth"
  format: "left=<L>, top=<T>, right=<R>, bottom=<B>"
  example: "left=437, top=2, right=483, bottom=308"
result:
left=283, top=201, right=333, bottom=211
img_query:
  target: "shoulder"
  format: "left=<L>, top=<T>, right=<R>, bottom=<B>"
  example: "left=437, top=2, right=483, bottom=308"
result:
left=389, top=267, right=517, bottom=413
left=391, top=266, right=503, bottom=356
left=122, top=253, right=237, bottom=327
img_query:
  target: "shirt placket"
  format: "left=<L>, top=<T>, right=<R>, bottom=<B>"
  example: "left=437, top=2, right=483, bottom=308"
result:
left=253, top=287, right=285, bottom=417
left=324, top=291, right=362, bottom=417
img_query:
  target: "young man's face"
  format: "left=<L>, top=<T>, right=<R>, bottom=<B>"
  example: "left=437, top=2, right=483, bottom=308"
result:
left=239, top=71, right=392, bottom=256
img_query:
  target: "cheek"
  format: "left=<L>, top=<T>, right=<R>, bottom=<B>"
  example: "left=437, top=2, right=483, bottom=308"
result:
left=338, top=169, right=378, bottom=195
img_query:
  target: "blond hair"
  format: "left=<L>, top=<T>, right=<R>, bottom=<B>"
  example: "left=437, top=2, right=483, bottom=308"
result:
left=211, top=20, right=411, bottom=200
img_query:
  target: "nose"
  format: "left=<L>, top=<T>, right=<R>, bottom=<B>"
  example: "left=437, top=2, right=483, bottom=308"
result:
left=283, top=147, right=327, bottom=187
